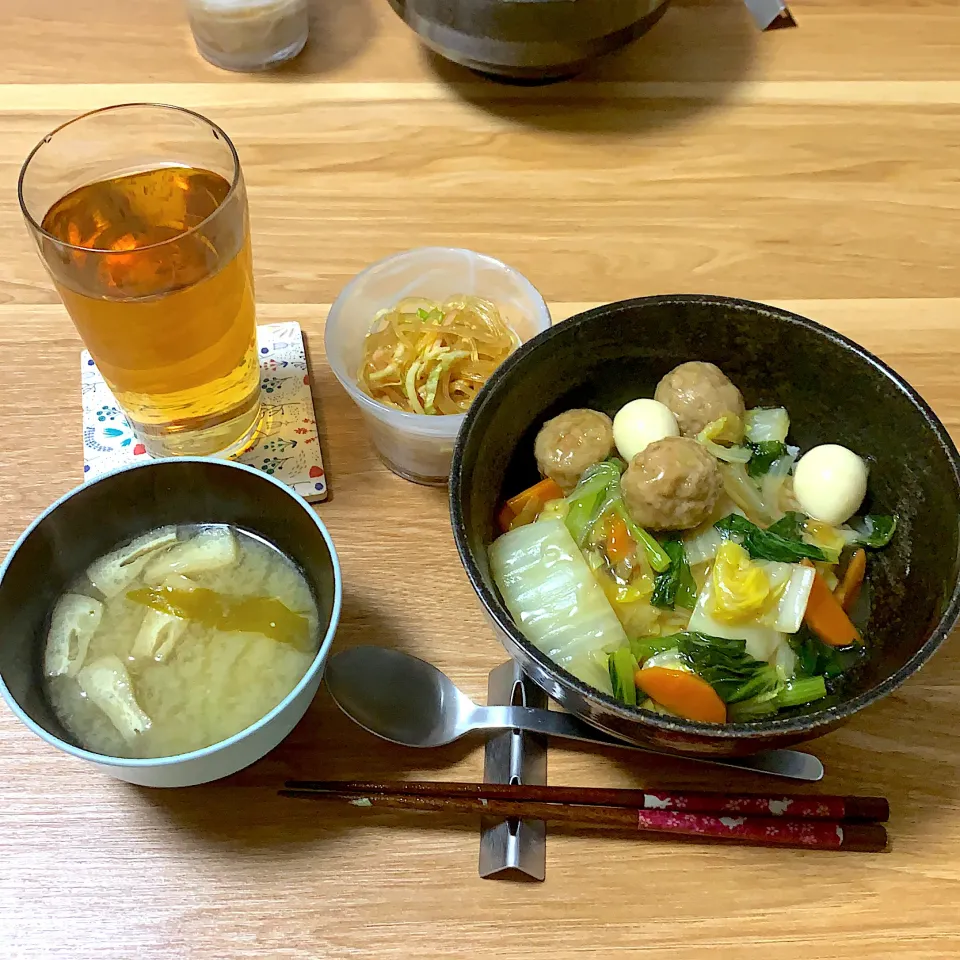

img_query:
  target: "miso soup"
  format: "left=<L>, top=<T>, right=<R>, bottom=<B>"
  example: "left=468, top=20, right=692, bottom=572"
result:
left=43, top=524, right=321, bottom=759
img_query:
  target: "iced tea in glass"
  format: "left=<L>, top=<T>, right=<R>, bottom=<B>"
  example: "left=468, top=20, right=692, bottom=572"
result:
left=19, top=104, right=261, bottom=458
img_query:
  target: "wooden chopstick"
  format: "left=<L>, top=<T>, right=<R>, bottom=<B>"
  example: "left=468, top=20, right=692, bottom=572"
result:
left=280, top=781, right=889, bottom=852
left=283, top=779, right=889, bottom=822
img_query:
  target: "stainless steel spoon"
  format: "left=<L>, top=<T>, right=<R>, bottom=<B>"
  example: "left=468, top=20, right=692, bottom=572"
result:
left=324, top=646, right=824, bottom=782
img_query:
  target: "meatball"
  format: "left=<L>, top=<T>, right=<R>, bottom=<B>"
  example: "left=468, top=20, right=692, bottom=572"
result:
left=621, top=436, right=722, bottom=531
left=654, top=362, right=745, bottom=438
left=534, top=408, right=614, bottom=493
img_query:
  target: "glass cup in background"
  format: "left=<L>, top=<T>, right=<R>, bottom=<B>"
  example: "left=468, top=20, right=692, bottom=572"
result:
left=186, top=0, right=309, bottom=72
left=19, top=104, right=262, bottom=459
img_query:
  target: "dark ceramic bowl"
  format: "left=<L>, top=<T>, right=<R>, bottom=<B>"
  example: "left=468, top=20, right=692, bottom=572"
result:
left=387, top=0, right=671, bottom=83
left=450, top=295, right=960, bottom=756
left=0, top=459, right=342, bottom=786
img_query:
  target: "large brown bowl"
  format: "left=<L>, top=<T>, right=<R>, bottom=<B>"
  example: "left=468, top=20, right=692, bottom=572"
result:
left=450, top=295, right=960, bottom=756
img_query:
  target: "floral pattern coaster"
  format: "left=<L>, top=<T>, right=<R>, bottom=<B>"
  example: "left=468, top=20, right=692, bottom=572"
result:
left=81, top=321, right=328, bottom=502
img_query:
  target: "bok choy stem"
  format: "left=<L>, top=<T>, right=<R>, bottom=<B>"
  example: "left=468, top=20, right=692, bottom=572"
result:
left=565, top=459, right=670, bottom=571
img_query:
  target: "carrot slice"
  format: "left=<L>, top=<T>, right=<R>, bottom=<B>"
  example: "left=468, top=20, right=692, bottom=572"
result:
left=834, top=548, right=867, bottom=613
left=606, top=515, right=634, bottom=564
left=804, top=567, right=861, bottom=647
left=635, top=666, right=727, bottom=724
left=506, top=478, right=564, bottom=514
left=497, top=503, right=516, bottom=534
left=508, top=496, right=542, bottom=531
left=497, top=478, right=565, bottom=533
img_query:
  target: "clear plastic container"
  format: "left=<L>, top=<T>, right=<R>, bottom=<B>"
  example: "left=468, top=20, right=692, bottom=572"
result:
left=325, top=248, right=552, bottom=485
left=186, top=0, right=309, bottom=72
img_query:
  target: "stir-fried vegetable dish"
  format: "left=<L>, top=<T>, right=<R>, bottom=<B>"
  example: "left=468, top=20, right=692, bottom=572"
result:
left=490, top=361, right=896, bottom=724
left=357, top=295, right=520, bottom=415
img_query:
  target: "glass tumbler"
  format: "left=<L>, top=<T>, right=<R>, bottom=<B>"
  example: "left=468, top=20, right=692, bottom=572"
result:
left=19, top=104, right=262, bottom=459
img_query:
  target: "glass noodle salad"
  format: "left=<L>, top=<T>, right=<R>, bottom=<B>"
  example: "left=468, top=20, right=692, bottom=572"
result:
left=357, top=295, right=520, bottom=415
left=489, top=362, right=896, bottom=724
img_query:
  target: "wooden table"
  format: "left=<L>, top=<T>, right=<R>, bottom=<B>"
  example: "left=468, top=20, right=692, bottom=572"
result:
left=2, top=1, right=960, bottom=957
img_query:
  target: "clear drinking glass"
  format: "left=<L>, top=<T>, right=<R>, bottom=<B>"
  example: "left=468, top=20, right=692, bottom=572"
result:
left=19, top=104, right=262, bottom=459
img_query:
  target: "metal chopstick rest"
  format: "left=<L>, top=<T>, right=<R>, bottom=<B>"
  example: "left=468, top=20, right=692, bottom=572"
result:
left=479, top=660, right=548, bottom=881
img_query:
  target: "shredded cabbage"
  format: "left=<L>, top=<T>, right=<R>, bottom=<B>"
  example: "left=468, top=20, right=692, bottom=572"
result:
left=357, top=295, right=520, bottom=414
left=682, top=523, right=726, bottom=566
left=758, top=449, right=798, bottom=522
left=772, top=564, right=815, bottom=633
left=688, top=576, right=786, bottom=663
left=772, top=641, right=798, bottom=680
left=710, top=542, right=773, bottom=623
left=802, top=518, right=846, bottom=563
left=697, top=417, right=752, bottom=464
left=643, top=648, right=689, bottom=671
left=745, top=408, right=790, bottom=444
left=719, top=462, right=773, bottom=526
left=719, top=457, right=802, bottom=528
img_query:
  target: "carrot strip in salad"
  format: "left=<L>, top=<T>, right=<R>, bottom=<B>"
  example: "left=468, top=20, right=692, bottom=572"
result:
left=802, top=560, right=861, bottom=647
left=635, top=666, right=727, bottom=724
left=835, top=548, right=867, bottom=613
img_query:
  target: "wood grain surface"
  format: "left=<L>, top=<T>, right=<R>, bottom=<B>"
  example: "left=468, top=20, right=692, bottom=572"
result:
left=2, top=2, right=960, bottom=958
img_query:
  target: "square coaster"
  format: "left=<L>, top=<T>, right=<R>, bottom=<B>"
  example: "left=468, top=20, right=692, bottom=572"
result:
left=81, top=321, right=328, bottom=502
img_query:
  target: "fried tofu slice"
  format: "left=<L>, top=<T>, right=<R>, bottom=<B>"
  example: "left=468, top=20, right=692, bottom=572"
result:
left=76, top=655, right=151, bottom=741
left=143, top=527, right=238, bottom=581
left=44, top=594, right=103, bottom=678
left=130, top=609, right=188, bottom=661
left=86, top=527, right=178, bottom=598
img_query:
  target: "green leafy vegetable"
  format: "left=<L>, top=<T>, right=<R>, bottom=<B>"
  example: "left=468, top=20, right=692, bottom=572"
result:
left=608, top=648, right=638, bottom=706
left=646, top=632, right=780, bottom=704
left=789, top=627, right=866, bottom=679
left=651, top=540, right=697, bottom=611
left=790, top=628, right=820, bottom=677
left=775, top=676, right=828, bottom=708
left=563, top=464, right=617, bottom=544
left=677, top=564, right=697, bottom=609
left=613, top=501, right=671, bottom=573
left=766, top=511, right=806, bottom=539
left=629, top=636, right=680, bottom=662
left=567, top=460, right=670, bottom=572
left=726, top=697, right=779, bottom=720
left=634, top=630, right=833, bottom=718
left=582, top=459, right=624, bottom=484
left=727, top=675, right=828, bottom=720
left=564, top=494, right=599, bottom=545
left=747, top=441, right=788, bottom=478
left=715, top=514, right=828, bottom=563
left=852, top=514, right=897, bottom=549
